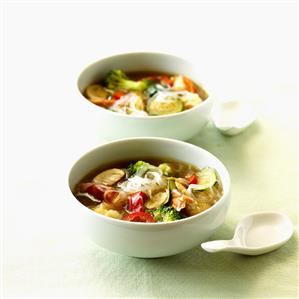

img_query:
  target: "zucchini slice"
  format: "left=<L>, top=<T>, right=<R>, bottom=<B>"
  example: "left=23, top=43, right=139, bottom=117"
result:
left=147, top=93, right=183, bottom=115
left=190, top=167, right=217, bottom=191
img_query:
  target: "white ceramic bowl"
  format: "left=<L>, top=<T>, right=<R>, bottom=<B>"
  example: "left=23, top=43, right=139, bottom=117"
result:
left=68, top=138, right=231, bottom=258
left=77, top=52, right=214, bottom=141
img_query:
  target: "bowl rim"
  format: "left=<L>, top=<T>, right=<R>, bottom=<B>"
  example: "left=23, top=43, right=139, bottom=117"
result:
left=68, top=137, right=231, bottom=227
left=77, top=51, right=213, bottom=120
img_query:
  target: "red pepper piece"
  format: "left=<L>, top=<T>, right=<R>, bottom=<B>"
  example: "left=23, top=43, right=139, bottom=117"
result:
left=188, top=174, right=198, bottom=185
left=113, top=91, right=125, bottom=100
left=122, top=211, right=155, bottom=223
left=128, top=191, right=147, bottom=213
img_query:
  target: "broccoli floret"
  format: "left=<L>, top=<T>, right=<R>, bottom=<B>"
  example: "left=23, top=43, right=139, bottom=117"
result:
left=127, top=161, right=147, bottom=176
left=127, top=160, right=160, bottom=177
left=104, top=70, right=153, bottom=92
left=151, top=206, right=182, bottom=222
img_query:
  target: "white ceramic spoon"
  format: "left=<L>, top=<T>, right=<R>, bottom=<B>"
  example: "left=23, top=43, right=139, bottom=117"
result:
left=212, top=99, right=256, bottom=136
left=201, top=212, right=293, bottom=255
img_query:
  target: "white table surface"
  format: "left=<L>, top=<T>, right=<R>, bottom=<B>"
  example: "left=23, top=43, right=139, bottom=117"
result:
left=2, top=1, right=298, bottom=298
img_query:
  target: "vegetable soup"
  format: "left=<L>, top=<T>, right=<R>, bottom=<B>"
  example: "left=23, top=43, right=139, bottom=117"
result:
left=74, top=159, right=223, bottom=223
left=84, top=70, right=209, bottom=116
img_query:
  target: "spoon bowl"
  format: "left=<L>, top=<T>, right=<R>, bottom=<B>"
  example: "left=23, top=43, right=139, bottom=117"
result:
left=201, top=212, right=293, bottom=255
left=212, top=99, right=256, bottom=136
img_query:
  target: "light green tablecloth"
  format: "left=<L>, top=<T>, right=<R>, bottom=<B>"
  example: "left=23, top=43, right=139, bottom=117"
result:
left=4, top=111, right=298, bottom=298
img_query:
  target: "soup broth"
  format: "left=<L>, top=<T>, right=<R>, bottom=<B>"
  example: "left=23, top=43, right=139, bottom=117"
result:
left=74, top=158, right=223, bottom=223
left=83, top=69, right=208, bottom=116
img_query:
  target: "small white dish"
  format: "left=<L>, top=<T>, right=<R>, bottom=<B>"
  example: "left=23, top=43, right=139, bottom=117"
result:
left=212, top=99, right=256, bottom=136
left=201, top=212, right=293, bottom=255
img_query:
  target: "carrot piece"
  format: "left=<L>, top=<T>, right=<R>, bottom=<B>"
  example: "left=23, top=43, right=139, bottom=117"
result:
left=183, top=76, right=196, bottom=93
left=161, top=75, right=173, bottom=86
left=145, top=75, right=173, bottom=87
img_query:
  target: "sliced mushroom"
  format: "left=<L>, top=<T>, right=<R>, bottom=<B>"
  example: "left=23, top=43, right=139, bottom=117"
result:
left=145, top=189, right=169, bottom=209
left=93, top=168, right=125, bottom=186
left=85, top=84, right=115, bottom=108
left=85, top=84, right=108, bottom=101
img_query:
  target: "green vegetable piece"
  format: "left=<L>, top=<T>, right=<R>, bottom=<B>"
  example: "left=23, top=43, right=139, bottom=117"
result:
left=127, top=160, right=159, bottom=177
left=147, top=94, right=183, bottom=115
left=158, top=163, right=173, bottom=176
left=168, top=179, right=176, bottom=191
left=190, top=167, right=217, bottom=191
left=104, top=69, right=153, bottom=92
left=151, top=206, right=182, bottom=222
left=127, top=161, right=146, bottom=176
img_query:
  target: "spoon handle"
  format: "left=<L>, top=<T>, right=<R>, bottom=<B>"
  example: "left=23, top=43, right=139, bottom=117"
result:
left=201, top=240, right=232, bottom=253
